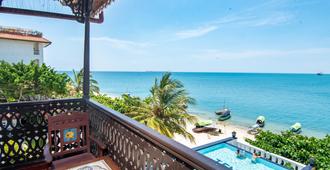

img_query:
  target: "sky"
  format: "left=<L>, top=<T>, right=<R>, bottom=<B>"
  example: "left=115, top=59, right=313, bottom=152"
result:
left=0, top=0, right=330, bottom=73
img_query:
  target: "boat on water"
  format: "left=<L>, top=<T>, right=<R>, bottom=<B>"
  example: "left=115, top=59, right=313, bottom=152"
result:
left=215, top=108, right=230, bottom=115
left=290, top=122, right=302, bottom=134
left=256, top=116, right=265, bottom=127
left=216, top=109, right=231, bottom=121
left=317, top=72, right=323, bottom=76
left=215, top=100, right=231, bottom=121
left=193, top=120, right=217, bottom=133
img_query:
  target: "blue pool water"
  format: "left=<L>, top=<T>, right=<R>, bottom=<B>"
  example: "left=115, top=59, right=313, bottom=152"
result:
left=65, top=71, right=330, bottom=137
left=197, top=143, right=288, bottom=170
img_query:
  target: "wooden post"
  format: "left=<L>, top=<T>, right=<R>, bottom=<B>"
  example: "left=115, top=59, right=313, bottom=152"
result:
left=83, top=0, right=91, bottom=100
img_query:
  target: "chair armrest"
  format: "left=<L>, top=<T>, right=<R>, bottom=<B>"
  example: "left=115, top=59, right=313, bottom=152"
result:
left=43, top=143, right=53, bottom=163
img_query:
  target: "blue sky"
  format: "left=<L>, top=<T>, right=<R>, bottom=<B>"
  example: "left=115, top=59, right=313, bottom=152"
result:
left=1, top=0, right=330, bottom=73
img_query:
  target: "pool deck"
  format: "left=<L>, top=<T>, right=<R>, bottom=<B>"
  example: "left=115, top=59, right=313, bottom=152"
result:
left=193, top=137, right=235, bottom=151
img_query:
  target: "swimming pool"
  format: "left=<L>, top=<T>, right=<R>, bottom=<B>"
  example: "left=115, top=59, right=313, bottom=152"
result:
left=197, top=143, right=288, bottom=170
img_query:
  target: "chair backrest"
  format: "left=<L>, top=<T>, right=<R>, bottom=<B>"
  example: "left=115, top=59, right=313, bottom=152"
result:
left=48, top=112, right=90, bottom=158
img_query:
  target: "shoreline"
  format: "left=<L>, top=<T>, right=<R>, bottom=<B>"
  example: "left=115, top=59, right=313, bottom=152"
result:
left=174, top=112, right=329, bottom=148
left=98, top=93, right=328, bottom=139
left=187, top=111, right=328, bottom=138
left=173, top=114, right=255, bottom=148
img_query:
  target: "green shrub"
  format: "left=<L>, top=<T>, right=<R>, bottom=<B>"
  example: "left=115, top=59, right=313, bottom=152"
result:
left=0, top=60, right=69, bottom=102
left=284, top=162, right=294, bottom=170
left=246, top=131, right=330, bottom=169
left=92, top=93, right=143, bottom=114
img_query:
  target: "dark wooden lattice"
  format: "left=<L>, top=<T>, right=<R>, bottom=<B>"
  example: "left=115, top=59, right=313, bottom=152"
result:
left=1, top=98, right=224, bottom=169
left=60, top=0, right=93, bottom=23
left=0, top=98, right=84, bottom=167
left=87, top=102, right=194, bottom=170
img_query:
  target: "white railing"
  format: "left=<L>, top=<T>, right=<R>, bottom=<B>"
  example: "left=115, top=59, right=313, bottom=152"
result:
left=228, top=140, right=306, bottom=170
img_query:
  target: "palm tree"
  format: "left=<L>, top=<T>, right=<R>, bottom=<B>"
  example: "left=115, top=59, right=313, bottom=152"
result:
left=69, top=69, right=100, bottom=96
left=127, top=72, right=197, bottom=142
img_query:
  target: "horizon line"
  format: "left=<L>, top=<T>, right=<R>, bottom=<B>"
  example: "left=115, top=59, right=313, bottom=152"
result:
left=57, top=70, right=327, bottom=75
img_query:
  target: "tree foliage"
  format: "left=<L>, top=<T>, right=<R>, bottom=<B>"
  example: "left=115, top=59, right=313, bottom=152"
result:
left=93, top=93, right=143, bottom=114
left=127, top=73, right=197, bottom=142
left=68, top=69, right=100, bottom=97
left=246, top=131, right=330, bottom=170
left=94, top=73, right=197, bottom=142
left=0, top=61, right=69, bottom=102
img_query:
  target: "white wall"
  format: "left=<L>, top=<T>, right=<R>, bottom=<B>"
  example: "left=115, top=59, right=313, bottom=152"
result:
left=0, top=39, right=44, bottom=64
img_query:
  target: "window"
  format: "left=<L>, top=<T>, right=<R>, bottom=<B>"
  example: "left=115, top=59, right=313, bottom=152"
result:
left=33, top=42, right=40, bottom=55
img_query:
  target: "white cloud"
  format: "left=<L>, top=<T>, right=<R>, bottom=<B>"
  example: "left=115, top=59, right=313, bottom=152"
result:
left=91, top=37, right=152, bottom=49
left=175, top=25, right=218, bottom=39
left=172, top=1, right=295, bottom=41
left=211, top=11, right=294, bottom=27
left=212, top=14, right=256, bottom=25
left=252, top=13, right=294, bottom=26
left=172, top=12, right=293, bottom=40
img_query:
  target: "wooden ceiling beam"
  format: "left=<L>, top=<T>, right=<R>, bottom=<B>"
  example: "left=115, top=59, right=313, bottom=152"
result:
left=0, top=7, right=104, bottom=24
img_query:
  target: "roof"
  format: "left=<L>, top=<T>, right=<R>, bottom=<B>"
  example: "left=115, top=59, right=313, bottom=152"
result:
left=90, top=0, right=114, bottom=17
left=0, top=27, right=51, bottom=46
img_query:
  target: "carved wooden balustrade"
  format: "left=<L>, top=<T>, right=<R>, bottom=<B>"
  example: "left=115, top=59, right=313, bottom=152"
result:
left=0, top=99, right=85, bottom=168
left=0, top=98, right=225, bottom=170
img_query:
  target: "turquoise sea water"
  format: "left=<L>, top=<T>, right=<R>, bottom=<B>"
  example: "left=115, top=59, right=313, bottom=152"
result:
left=67, top=72, right=330, bottom=137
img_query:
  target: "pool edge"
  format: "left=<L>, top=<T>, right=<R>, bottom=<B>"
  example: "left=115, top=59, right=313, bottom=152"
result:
left=192, top=137, right=235, bottom=151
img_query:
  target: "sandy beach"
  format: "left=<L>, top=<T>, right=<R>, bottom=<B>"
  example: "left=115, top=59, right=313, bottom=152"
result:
left=173, top=117, right=255, bottom=148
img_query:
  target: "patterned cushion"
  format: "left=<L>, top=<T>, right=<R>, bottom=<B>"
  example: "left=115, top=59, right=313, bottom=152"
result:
left=64, top=128, right=77, bottom=142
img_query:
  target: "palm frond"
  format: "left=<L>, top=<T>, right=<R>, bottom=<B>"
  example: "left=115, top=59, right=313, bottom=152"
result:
left=127, top=72, right=196, bottom=142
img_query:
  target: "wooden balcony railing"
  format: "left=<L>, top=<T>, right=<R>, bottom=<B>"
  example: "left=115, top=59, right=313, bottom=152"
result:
left=0, top=98, right=226, bottom=170
left=0, top=99, right=85, bottom=168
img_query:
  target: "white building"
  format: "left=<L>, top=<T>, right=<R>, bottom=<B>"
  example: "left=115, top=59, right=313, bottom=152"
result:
left=0, top=26, right=51, bottom=64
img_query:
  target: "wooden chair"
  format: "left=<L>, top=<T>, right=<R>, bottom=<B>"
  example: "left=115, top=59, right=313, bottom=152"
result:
left=44, top=112, right=116, bottom=170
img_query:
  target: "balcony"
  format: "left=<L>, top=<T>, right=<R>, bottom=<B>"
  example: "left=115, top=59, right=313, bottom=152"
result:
left=0, top=98, right=226, bottom=170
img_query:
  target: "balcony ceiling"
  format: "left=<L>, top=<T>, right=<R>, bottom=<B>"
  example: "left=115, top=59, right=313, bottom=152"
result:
left=0, top=0, right=115, bottom=23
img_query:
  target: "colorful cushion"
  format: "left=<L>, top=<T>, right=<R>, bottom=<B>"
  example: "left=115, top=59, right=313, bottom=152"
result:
left=64, top=128, right=77, bottom=142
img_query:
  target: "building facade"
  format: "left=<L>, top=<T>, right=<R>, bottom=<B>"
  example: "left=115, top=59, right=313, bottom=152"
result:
left=0, top=26, right=51, bottom=64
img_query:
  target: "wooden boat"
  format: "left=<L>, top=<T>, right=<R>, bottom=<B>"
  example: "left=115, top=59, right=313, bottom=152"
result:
left=218, top=114, right=231, bottom=121
left=193, top=120, right=217, bottom=133
left=256, top=116, right=265, bottom=127
left=216, top=108, right=231, bottom=121
left=215, top=101, right=231, bottom=121
left=192, top=126, right=217, bottom=133
left=195, top=120, right=213, bottom=127
left=215, top=108, right=230, bottom=115
left=290, top=122, right=302, bottom=134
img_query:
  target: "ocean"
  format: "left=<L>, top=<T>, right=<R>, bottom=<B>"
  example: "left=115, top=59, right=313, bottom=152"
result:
left=67, top=71, right=330, bottom=137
